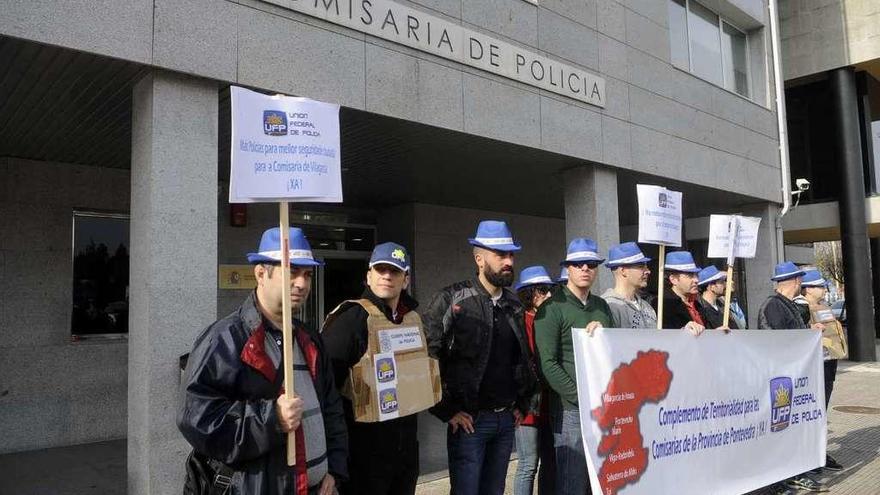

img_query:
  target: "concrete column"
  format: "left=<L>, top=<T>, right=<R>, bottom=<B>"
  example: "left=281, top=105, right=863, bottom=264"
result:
left=830, top=67, right=877, bottom=362
left=743, top=203, right=781, bottom=329
left=129, top=71, right=218, bottom=494
left=871, top=237, right=880, bottom=337
left=563, top=166, right=619, bottom=293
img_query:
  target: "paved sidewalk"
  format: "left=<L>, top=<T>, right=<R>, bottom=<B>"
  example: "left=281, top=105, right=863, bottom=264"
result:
left=1, top=360, right=877, bottom=495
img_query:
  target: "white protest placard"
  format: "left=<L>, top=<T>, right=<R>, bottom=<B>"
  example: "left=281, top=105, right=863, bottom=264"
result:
left=229, top=86, right=342, bottom=203
left=636, top=185, right=682, bottom=247
left=572, top=328, right=825, bottom=495
left=707, top=215, right=762, bottom=261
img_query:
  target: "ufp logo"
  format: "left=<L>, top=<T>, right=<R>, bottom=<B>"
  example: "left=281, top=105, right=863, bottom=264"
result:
left=376, top=358, right=396, bottom=383
left=263, top=110, right=287, bottom=136
left=770, top=377, right=793, bottom=432
left=379, top=388, right=399, bottom=414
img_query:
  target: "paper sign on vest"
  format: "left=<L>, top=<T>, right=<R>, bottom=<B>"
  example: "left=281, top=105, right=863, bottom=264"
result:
left=378, top=327, right=424, bottom=353
left=324, top=299, right=441, bottom=423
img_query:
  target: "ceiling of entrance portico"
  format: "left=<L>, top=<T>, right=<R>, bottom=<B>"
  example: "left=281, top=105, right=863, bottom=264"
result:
left=0, top=34, right=763, bottom=222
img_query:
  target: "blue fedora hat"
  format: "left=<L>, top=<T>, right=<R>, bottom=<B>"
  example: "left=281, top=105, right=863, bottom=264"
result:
left=468, top=220, right=522, bottom=252
left=697, top=265, right=726, bottom=286
left=606, top=242, right=651, bottom=269
left=557, top=267, right=569, bottom=282
left=246, top=227, right=323, bottom=266
left=560, top=238, right=605, bottom=266
left=771, top=261, right=806, bottom=282
left=801, top=269, right=827, bottom=287
left=369, top=242, right=410, bottom=272
left=515, top=265, right=553, bottom=291
left=664, top=251, right=700, bottom=273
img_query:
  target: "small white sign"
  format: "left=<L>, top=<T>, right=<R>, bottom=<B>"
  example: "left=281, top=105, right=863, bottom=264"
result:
left=378, top=327, right=424, bottom=353
left=229, top=86, right=342, bottom=203
left=374, top=352, right=400, bottom=422
left=707, top=215, right=762, bottom=261
left=637, top=185, right=683, bottom=247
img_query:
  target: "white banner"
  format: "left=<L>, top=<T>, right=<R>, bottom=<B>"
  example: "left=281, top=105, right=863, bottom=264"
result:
left=229, top=86, right=342, bottom=203
left=637, top=185, right=682, bottom=246
left=707, top=214, right=762, bottom=262
left=573, top=328, right=825, bottom=495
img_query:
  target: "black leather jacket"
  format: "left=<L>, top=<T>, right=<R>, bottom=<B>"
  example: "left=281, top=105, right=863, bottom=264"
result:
left=177, top=292, right=348, bottom=494
left=423, top=279, right=538, bottom=422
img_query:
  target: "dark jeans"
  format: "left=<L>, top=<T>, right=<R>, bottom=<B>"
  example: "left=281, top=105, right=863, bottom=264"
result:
left=553, top=408, right=591, bottom=495
left=513, top=422, right=556, bottom=495
left=447, top=409, right=516, bottom=495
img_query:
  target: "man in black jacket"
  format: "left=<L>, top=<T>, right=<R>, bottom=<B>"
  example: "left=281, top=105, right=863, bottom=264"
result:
left=423, top=220, right=538, bottom=495
left=696, top=265, right=738, bottom=330
left=758, top=261, right=827, bottom=494
left=178, top=227, right=347, bottom=495
left=660, top=250, right=707, bottom=334
left=321, top=242, right=424, bottom=495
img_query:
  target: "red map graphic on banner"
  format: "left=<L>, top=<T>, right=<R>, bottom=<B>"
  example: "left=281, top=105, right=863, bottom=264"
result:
left=591, top=350, right=672, bottom=495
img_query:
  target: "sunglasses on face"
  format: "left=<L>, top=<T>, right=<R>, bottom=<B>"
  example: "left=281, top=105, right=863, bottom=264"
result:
left=567, top=261, right=600, bottom=270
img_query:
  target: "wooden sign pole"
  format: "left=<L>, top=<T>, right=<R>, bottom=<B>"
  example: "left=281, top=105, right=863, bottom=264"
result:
left=722, top=264, right=734, bottom=328
left=656, top=244, right=666, bottom=330
left=279, top=202, right=297, bottom=465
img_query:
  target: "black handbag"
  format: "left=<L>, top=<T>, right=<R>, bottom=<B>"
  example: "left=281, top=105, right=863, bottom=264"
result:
left=183, top=449, right=234, bottom=495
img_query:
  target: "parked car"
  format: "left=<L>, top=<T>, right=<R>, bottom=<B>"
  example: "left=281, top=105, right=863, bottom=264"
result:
left=831, top=299, right=846, bottom=323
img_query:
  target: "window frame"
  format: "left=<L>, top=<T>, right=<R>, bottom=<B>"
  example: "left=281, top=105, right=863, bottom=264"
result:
left=70, top=209, right=131, bottom=342
left=671, top=0, right=753, bottom=100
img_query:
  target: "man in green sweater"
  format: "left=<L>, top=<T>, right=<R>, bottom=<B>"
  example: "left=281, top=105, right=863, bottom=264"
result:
left=534, top=238, right=613, bottom=495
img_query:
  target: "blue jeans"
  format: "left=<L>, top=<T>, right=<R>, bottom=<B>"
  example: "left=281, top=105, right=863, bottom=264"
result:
left=514, top=423, right=556, bottom=495
left=553, top=408, right=591, bottom=495
left=447, top=410, right=515, bottom=495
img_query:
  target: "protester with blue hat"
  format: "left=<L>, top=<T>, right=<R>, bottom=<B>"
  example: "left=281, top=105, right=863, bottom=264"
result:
left=696, top=266, right=738, bottom=330
left=322, top=241, right=438, bottom=494
left=661, top=251, right=708, bottom=332
left=424, top=220, right=537, bottom=495
left=601, top=242, right=657, bottom=329
left=179, top=227, right=348, bottom=495
left=795, top=268, right=846, bottom=473
left=513, top=266, right=557, bottom=495
left=535, top=238, right=613, bottom=494
left=758, top=262, right=829, bottom=491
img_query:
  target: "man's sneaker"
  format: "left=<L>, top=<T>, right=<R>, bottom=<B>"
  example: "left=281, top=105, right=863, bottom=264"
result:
left=785, top=475, right=829, bottom=492
left=771, top=482, right=796, bottom=495
left=824, top=453, right=844, bottom=471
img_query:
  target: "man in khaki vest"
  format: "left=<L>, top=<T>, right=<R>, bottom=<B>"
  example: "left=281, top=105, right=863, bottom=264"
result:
left=322, top=242, right=439, bottom=495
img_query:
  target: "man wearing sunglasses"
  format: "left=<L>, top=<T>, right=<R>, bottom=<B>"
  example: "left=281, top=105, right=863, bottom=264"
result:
left=534, top=238, right=614, bottom=495
left=601, top=242, right=657, bottom=329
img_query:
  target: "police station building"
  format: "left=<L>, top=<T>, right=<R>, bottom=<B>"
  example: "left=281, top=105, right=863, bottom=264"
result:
left=0, top=0, right=798, bottom=491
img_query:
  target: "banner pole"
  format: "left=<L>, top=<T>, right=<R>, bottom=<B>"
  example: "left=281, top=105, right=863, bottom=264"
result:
left=656, top=244, right=666, bottom=330
left=279, top=202, right=297, bottom=465
left=722, top=264, right=734, bottom=328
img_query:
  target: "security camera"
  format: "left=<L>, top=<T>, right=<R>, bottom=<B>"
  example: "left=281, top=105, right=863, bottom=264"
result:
left=795, top=178, right=810, bottom=192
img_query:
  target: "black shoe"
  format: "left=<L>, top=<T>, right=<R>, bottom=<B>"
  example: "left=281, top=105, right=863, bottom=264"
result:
left=770, top=482, right=796, bottom=495
left=824, top=453, right=844, bottom=471
left=785, top=475, right=829, bottom=492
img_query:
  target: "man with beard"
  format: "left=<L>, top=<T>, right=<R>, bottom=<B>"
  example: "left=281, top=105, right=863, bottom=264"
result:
left=660, top=250, right=708, bottom=333
left=534, top=238, right=613, bottom=495
left=601, top=242, right=657, bottom=329
left=696, top=265, right=739, bottom=330
left=424, top=220, right=538, bottom=495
